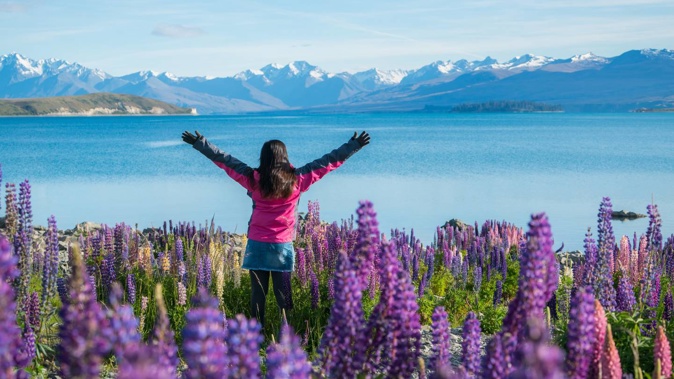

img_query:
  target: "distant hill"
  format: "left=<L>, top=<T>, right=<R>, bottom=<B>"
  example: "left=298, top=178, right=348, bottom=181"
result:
left=0, top=93, right=195, bottom=116
left=1, top=49, right=674, bottom=113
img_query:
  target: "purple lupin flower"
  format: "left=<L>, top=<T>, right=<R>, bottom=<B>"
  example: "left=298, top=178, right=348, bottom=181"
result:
left=107, top=283, right=141, bottom=360
left=197, top=254, right=212, bottom=288
left=501, top=247, right=508, bottom=281
left=117, top=342, right=175, bottom=379
left=14, top=321, right=36, bottom=376
left=101, top=251, right=116, bottom=291
left=178, top=261, right=186, bottom=282
left=430, top=306, right=451, bottom=371
left=0, top=236, right=23, bottom=378
left=388, top=271, right=422, bottom=378
left=225, top=314, right=263, bottom=378
left=17, top=180, right=33, bottom=236
left=25, top=291, right=40, bottom=330
left=174, top=237, right=184, bottom=262
left=595, top=197, right=616, bottom=311
left=126, top=273, right=136, bottom=304
left=151, top=284, right=178, bottom=378
left=178, top=281, right=187, bottom=306
left=482, top=333, right=506, bottom=379
left=489, top=213, right=557, bottom=374
left=615, top=275, right=636, bottom=312
left=266, top=324, right=312, bottom=379
left=57, top=245, right=112, bottom=379
left=182, top=288, right=228, bottom=379
left=451, top=254, right=462, bottom=279
left=296, top=247, right=307, bottom=286
left=473, top=266, right=482, bottom=293
left=646, top=204, right=663, bottom=251
left=318, top=250, right=366, bottom=378
left=493, top=280, right=503, bottom=306
left=364, top=239, right=421, bottom=377
left=350, top=201, right=380, bottom=292
left=664, top=291, right=673, bottom=322
left=42, top=215, right=59, bottom=307
left=520, top=213, right=557, bottom=325
left=56, top=277, right=68, bottom=304
left=365, top=240, right=400, bottom=371
left=581, top=229, right=597, bottom=289
left=425, top=247, right=436, bottom=283
left=89, top=274, right=97, bottom=295
left=510, top=318, right=565, bottom=379
left=412, top=253, right=420, bottom=282
left=461, top=311, right=481, bottom=377
left=104, top=225, right=114, bottom=255
left=15, top=180, right=33, bottom=307
left=418, top=273, right=428, bottom=297
left=310, top=268, right=320, bottom=309
left=565, top=286, right=596, bottom=379
left=282, top=271, right=294, bottom=310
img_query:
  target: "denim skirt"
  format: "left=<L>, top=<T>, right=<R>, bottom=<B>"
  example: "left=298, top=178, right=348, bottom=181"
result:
left=242, top=239, right=295, bottom=272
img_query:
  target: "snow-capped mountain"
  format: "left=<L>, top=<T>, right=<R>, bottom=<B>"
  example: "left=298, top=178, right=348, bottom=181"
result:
left=400, top=57, right=498, bottom=85
left=0, top=53, right=110, bottom=96
left=489, top=54, right=558, bottom=70
left=0, top=53, right=109, bottom=83
left=351, top=68, right=409, bottom=91
left=1, top=49, right=673, bottom=113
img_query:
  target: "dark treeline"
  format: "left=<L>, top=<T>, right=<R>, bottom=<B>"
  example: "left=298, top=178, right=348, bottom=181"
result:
left=423, top=100, right=563, bottom=113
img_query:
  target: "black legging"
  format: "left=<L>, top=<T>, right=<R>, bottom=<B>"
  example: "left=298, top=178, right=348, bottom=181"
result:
left=250, top=270, right=291, bottom=328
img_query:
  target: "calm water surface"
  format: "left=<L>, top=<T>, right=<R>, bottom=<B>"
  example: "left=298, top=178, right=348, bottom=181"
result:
left=1, top=113, right=672, bottom=251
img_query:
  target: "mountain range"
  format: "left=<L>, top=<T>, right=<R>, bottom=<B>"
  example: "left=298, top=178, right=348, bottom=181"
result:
left=1, top=49, right=673, bottom=114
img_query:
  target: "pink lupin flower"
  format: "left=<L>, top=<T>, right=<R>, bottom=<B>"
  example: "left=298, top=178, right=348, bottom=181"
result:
left=600, top=324, right=622, bottom=379
left=617, top=236, right=630, bottom=273
left=654, top=326, right=672, bottom=379
left=629, top=248, right=639, bottom=286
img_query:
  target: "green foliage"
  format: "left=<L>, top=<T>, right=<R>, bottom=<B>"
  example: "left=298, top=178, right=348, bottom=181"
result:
left=608, top=310, right=656, bottom=377
left=502, top=247, right=520, bottom=301
left=439, top=286, right=476, bottom=327
left=429, top=264, right=454, bottom=297
left=479, top=304, right=508, bottom=335
left=418, top=293, right=437, bottom=325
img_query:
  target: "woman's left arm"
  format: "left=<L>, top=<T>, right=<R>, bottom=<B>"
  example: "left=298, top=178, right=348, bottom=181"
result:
left=295, top=131, right=369, bottom=192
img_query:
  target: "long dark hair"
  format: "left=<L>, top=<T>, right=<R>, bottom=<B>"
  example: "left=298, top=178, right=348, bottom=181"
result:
left=255, top=140, right=297, bottom=198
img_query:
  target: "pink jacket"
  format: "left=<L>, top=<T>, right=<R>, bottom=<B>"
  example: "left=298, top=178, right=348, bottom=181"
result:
left=193, top=137, right=362, bottom=243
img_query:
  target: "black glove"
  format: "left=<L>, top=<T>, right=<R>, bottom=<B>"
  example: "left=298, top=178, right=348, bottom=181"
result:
left=182, top=130, right=203, bottom=145
left=351, top=131, right=370, bottom=147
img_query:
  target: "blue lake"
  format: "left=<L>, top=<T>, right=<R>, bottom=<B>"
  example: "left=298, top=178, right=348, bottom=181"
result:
left=1, top=113, right=673, bottom=251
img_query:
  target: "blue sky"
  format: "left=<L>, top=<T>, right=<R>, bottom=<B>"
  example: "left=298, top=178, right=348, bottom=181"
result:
left=1, top=0, right=672, bottom=77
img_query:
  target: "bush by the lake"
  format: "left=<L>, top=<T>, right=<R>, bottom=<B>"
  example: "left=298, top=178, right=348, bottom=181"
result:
left=1, top=162, right=673, bottom=378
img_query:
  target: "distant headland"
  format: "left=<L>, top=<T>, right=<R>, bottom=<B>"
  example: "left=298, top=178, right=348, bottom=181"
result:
left=0, top=93, right=196, bottom=116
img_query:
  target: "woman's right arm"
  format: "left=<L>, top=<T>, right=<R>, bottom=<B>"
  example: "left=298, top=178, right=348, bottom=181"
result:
left=188, top=132, right=254, bottom=191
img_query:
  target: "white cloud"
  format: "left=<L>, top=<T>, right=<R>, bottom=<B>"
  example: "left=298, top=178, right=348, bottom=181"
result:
left=151, top=23, right=204, bottom=38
